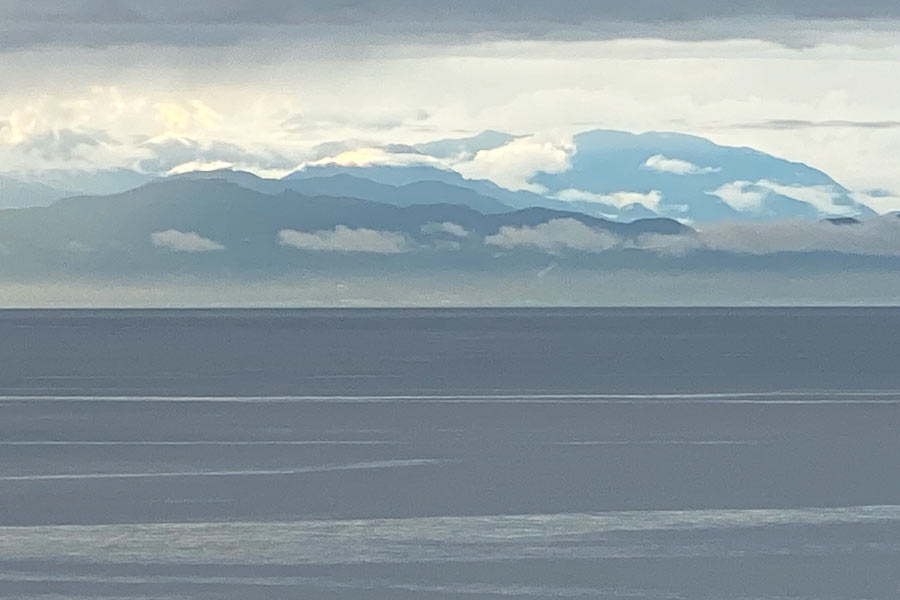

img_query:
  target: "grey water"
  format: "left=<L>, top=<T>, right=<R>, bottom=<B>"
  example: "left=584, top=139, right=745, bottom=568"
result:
left=1, top=307, right=899, bottom=599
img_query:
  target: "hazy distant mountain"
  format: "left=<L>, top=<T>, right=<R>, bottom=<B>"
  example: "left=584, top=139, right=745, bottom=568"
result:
left=15, top=168, right=154, bottom=197
left=283, top=129, right=880, bottom=223
left=289, top=175, right=515, bottom=213
left=532, top=130, right=876, bottom=224
left=4, top=129, right=879, bottom=226
left=177, top=170, right=514, bottom=213
left=284, top=164, right=574, bottom=212
left=170, top=169, right=281, bottom=193
left=1, top=176, right=899, bottom=304
left=0, top=175, right=70, bottom=209
left=0, top=179, right=691, bottom=278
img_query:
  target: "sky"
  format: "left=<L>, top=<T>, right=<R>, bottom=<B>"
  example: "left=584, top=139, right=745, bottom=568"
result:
left=2, top=1, right=900, bottom=206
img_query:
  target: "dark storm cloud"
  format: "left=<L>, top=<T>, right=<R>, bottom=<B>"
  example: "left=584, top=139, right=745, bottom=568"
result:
left=6, top=1, right=900, bottom=25
left=2, top=0, right=899, bottom=51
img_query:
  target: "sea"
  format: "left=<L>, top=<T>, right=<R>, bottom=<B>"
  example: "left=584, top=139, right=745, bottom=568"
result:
left=0, top=307, right=898, bottom=599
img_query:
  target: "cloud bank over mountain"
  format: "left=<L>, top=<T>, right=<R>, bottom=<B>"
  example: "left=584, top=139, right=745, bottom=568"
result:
left=279, top=227, right=410, bottom=254
left=1, top=170, right=899, bottom=305
left=4, top=1, right=900, bottom=204
left=151, top=229, right=225, bottom=253
left=2, top=2, right=900, bottom=305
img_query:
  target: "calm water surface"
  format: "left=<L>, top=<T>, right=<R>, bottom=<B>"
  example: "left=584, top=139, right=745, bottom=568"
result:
left=0, top=308, right=898, bottom=599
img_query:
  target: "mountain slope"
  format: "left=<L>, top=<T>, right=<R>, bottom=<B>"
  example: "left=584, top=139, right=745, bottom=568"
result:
left=0, top=175, right=70, bottom=209
left=283, top=164, right=574, bottom=212
left=177, top=170, right=513, bottom=214
left=532, top=130, right=875, bottom=223
left=0, top=179, right=690, bottom=277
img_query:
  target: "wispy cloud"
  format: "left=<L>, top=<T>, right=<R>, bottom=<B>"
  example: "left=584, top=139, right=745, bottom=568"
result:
left=278, top=226, right=409, bottom=254
left=305, top=146, right=441, bottom=169
left=643, top=154, right=720, bottom=175
left=707, top=181, right=767, bottom=213
left=151, top=230, right=224, bottom=252
left=851, top=191, right=900, bottom=214
left=757, top=180, right=855, bottom=216
left=707, top=180, right=859, bottom=216
left=556, top=188, right=663, bottom=211
left=14, top=128, right=108, bottom=161
left=536, top=262, right=558, bottom=279
left=698, top=216, right=900, bottom=256
left=634, top=216, right=900, bottom=257
left=420, top=222, right=470, bottom=238
left=485, top=219, right=618, bottom=254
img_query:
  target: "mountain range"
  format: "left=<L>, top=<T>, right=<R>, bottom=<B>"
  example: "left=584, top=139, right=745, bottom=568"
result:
left=0, top=129, right=883, bottom=223
left=1, top=128, right=898, bottom=287
left=0, top=177, right=692, bottom=278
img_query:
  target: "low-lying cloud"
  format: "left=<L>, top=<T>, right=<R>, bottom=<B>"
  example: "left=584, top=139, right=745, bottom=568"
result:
left=758, top=180, right=856, bottom=216
left=643, top=154, right=719, bottom=175
left=708, top=181, right=768, bottom=213
left=278, top=226, right=409, bottom=254
left=632, top=216, right=900, bottom=257
left=485, top=218, right=618, bottom=254
left=851, top=191, right=900, bottom=214
left=151, top=229, right=225, bottom=252
left=484, top=214, right=900, bottom=258
left=420, top=221, right=469, bottom=238
left=556, top=188, right=663, bottom=211
left=708, top=180, right=860, bottom=216
left=699, top=217, right=900, bottom=256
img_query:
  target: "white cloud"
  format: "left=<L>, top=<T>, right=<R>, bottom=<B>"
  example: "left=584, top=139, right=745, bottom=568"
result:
left=851, top=191, right=900, bottom=215
left=556, top=188, right=663, bottom=211
left=420, top=221, right=469, bottom=238
left=708, top=179, right=859, bottom=216
left=166, top=160, right=234, bottom=175
left=454, top=135, right=571, bottom=192
left=630, top=233, right=703, bottom=256
left=707, top=181, right=767, bottom=213
left=484, top=218, right=618, bottom=253
left=756, top=179, right=855, bottom=216
left=616, top=215, right=900, bottom=257
left=5, top=38, right=900, bottom=197
left=305, top=146, right=443, bottom=169
left=643, top=154, right=720, bottom=175
left=151, top=230, right=224, bottom=252
left=278, top=226, right=409, bottom=254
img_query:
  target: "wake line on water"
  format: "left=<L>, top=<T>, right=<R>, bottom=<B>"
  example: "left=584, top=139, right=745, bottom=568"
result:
left=2, top=505, right=900, bottom=567
left=0, top=440, right=404, bottom=447
left=1, top=390, right=899, bottom=404
left=0, top=459, right=447, bottom=482
left=0, top=572, right=612, bottom=598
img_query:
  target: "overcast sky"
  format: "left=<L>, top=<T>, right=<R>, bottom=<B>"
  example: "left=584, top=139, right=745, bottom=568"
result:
left=2, top=0, right=900, bottom=204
